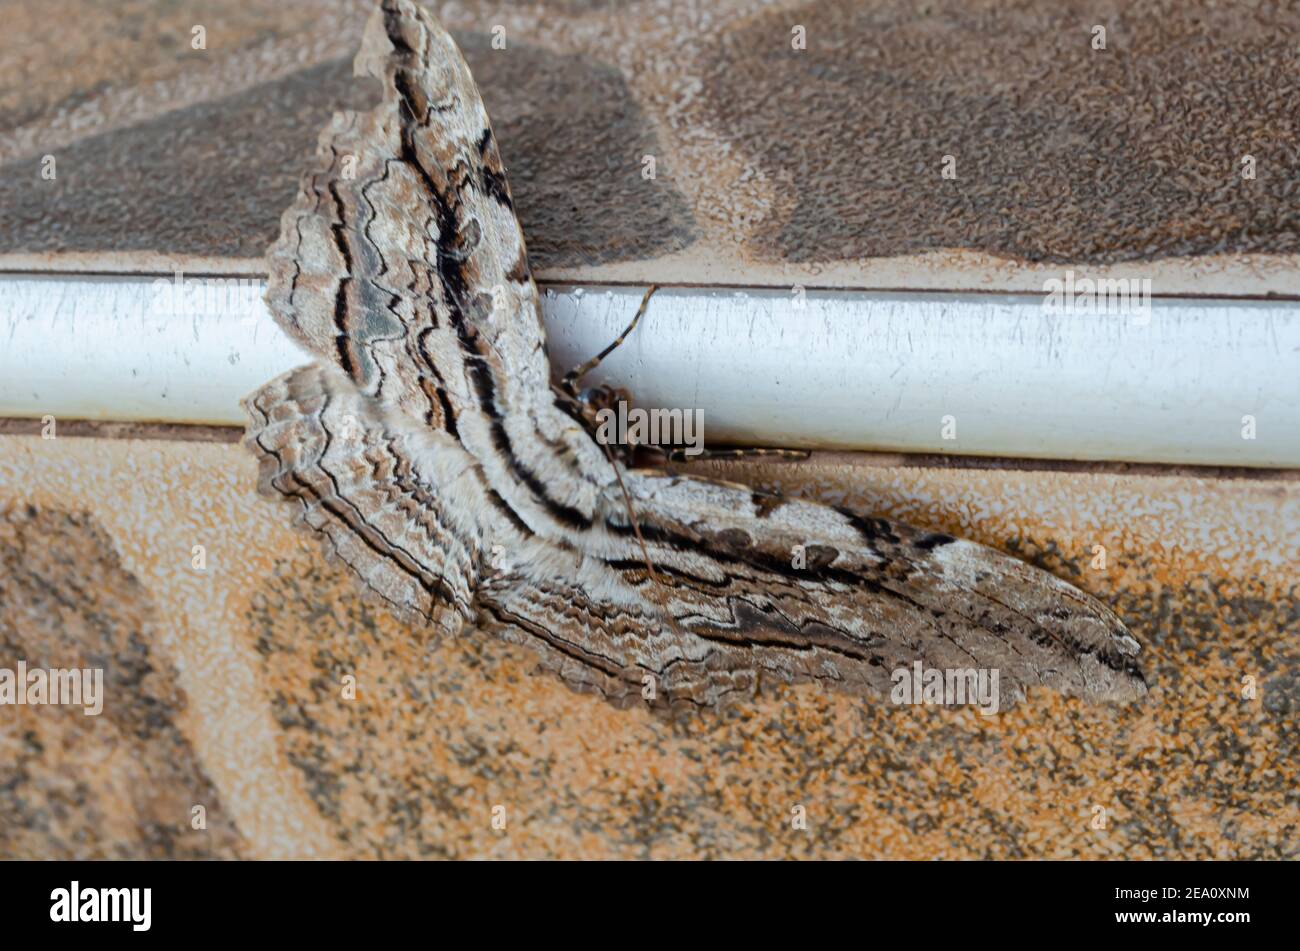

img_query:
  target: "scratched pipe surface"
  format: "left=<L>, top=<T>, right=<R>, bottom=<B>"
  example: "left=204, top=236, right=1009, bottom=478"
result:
left=0, top=274, right=1296, bottom=467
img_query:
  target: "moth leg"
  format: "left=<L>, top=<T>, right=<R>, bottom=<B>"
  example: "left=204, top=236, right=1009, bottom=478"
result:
left=666, top=447, right=812, bottom=463
left=560, top=284, right=657, bottom=396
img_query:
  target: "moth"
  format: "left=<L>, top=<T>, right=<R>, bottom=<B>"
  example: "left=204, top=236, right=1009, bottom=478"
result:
left=244, top=0, right=1146, bottom=713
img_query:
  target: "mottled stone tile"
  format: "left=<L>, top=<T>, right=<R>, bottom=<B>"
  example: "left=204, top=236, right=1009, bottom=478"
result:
left=5, top=0, right=1295, bottom=283
left=461, top=34, right=695, bottom=270
left=0, top=21, right=694, bottom=269
left=700, top=0, right=1300, bottom=265
left=0, top=503, right=244, bottom=859
left=0, top=0, right=359, bottom=134
left=244, top=536, right=1296, bottom=859
left=0, top=58, right=377, bottom=259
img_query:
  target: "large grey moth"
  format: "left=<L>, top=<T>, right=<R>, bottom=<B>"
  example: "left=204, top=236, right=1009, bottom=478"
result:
left=243, top=0, right=1146, bottom=713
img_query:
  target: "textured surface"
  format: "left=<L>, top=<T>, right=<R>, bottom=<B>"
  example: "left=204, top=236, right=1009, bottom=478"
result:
left=0, top=435, right=1294, bottom=858
left=1, top=0, right=1296, bottom=861
left=0, top=0, right=695, bottom=270
left=1, top=0, right=1297, bottom=292
left=707, top=0, right=1300, bottom=265
left=0, top=504, right=244, bottom=859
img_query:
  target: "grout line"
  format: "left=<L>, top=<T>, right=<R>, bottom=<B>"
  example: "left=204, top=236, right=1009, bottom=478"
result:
left=0, top=265, right=1297, bottom=303
left=4, top=417, right=1297, bottom=481
left=0, top=418, right=243, bottom=444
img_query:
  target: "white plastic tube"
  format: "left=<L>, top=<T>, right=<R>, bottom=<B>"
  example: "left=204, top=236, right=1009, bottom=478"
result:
left=1, top=274, right=1296, bottom=467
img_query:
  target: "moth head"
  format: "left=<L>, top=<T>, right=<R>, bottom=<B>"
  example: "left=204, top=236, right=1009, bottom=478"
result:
left=577, top=383, right=632, bottom=417
left=572, top=383, right=639, bottom=465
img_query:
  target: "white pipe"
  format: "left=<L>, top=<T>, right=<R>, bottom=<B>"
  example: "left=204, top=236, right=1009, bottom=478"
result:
left=1, top=274, right=1297, bottom=467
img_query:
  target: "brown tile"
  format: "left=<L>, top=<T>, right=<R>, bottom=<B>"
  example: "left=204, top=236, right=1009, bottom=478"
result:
left=463, top=34, right=696, bottom=270
left=701, top=0, right=1300, bottom=265
left=5, top=0, right=1297, bottom=286
left=0, top=27, right=694, bottom=269
left=0, top=57, right=376, bottom=259
left=0, top=0, right=345, bottom=133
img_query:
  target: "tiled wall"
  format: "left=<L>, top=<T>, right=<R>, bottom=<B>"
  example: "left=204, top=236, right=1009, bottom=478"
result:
left=3, top=436, right=1294, bottom=858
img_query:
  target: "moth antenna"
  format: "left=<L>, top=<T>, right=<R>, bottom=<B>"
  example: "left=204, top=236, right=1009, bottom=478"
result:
left=598, top=436, right=698, bottom=705
left=597, top=438, right=661, bottom=587
left=562, top=285, right=658, bottom=395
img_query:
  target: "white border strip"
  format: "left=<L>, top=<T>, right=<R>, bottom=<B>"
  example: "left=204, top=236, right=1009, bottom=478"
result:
left=1, top=274, right=1297, bottom=467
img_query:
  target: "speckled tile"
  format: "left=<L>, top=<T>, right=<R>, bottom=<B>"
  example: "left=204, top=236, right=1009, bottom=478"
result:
left=0, top=503, right=244, bottom=858
left=1, top=0, right=1297, bottom=293
left=1, top=435, right=1293, bottom=858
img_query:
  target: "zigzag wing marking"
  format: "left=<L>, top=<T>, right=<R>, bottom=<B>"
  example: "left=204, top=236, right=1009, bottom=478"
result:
left=244, top=363, right=488, bottom=635
left=475, top=472, right=1146, bottom=711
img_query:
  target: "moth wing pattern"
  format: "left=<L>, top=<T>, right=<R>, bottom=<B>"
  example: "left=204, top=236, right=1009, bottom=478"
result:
left=244, top=362, right=482, bottom=636
left=245, top=0, right=1147, bottom=713
left=262, top=0, right=552, bottom=429
left=475, top=471, right=1146, bottom=712
left=246, top=0, right=617, bottom=624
